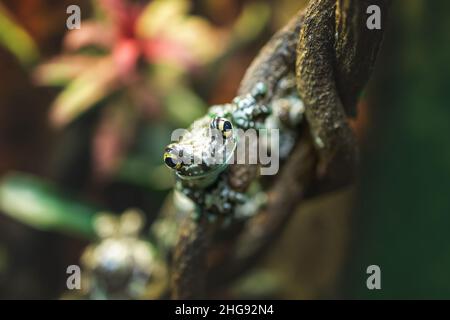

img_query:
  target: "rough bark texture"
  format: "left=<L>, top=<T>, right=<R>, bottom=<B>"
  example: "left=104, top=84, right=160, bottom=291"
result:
left=171, top=217, right=209, bottom=299
left=335, top=0, right=392, bottom=116
left=297, top=0, right=390, bottom=190
left=296, top=0, right=357, bottom=188
left=238, top=12, right=305, bottom=98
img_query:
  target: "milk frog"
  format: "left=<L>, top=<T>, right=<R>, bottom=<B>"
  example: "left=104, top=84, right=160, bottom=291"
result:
left=163, top=79, right=304, bottom=220
left=81, top=210, right=168, bottom=299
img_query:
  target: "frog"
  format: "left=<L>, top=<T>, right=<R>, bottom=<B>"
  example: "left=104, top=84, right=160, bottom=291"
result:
left=80, top=209, right=168, bottom=299
left=163, top=78, right=304, bottom=220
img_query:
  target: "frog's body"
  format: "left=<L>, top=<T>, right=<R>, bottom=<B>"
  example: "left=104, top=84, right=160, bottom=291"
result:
left=165, top=76, right=304, bottom=220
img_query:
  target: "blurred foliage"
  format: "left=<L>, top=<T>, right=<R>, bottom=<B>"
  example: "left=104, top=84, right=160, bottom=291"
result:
left=0, top=172, right=99, bottom=239
left=35, top=0, right=222, bottom=127
left=33, top=0, right=270, bottom=129
left=0, top=3, right=39, bottom=66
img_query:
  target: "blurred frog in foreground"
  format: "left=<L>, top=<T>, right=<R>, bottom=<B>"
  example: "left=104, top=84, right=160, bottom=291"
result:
left=79, top=209, right=168, bottom=300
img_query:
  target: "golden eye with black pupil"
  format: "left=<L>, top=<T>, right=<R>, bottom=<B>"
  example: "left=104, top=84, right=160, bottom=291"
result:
left=163, top=145, right=183, bottom=170
left=210, top=117, right=233, bottom=139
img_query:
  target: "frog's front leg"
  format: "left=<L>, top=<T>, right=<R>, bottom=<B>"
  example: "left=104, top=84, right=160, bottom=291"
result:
left=203, top=177, right=247, bottom=221
left=178, top=176, right=247, bottom=221
left=232, top=82, right=272, bottom=130
left=271, top=94, right=305, bottom=129
left=233, top=108, right=270, bottom=130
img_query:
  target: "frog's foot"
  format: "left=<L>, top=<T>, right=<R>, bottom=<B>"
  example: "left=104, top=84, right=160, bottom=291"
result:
left=203, top=178, right=247, bottom=218
left=178, top=178, right=247, bottom=222
left=272, top=94, right=305, bottom=128
left=234, top=191, right=268, bottom=220
left=232, top=99, right=272, bottom=130
left=233, top=116, right=268, bottom=130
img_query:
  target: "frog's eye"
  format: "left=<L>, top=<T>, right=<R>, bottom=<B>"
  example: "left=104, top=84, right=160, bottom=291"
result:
left=164, top=145, right=183, bottom=170
left=210, top=117, right=233, bottom=139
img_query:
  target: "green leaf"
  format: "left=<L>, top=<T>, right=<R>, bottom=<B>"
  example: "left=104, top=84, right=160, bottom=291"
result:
left=33, top=55, right=99, bottom=87
left=0, top=3, right=39, bottom=66
left=164, top=85, right=206, bottom=127
left=231, top=2, right=271, bottom=46
left=49, top=57, right=119, bottom=127
left=0, top=172, right=100, bottom=239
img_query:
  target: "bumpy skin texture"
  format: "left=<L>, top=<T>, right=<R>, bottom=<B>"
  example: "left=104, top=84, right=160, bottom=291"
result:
left=170, top=84, right=271, bottom=219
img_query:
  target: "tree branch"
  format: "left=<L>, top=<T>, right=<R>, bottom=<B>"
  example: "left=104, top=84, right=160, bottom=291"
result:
left=296, top=0, right=357, bottom=188
left=335, top=0, right=392, bottom=117
left=171, top=217, right=210, bottom=299
left=170, top=0, right=391, bottom=298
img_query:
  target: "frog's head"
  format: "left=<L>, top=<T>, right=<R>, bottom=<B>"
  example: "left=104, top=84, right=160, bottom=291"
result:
left=164, top=116, right=236, bottom=185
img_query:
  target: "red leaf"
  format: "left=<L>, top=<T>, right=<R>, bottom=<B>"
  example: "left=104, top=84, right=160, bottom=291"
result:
left=113, top=39, right=141, bottom=78
left=142, top=37, right=196, bottom=68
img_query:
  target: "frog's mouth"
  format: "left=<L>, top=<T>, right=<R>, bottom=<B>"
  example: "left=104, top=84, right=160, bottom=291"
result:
left=175, top=163, right=227, bottom=184
left=175, top=135, right=237, bottom=182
